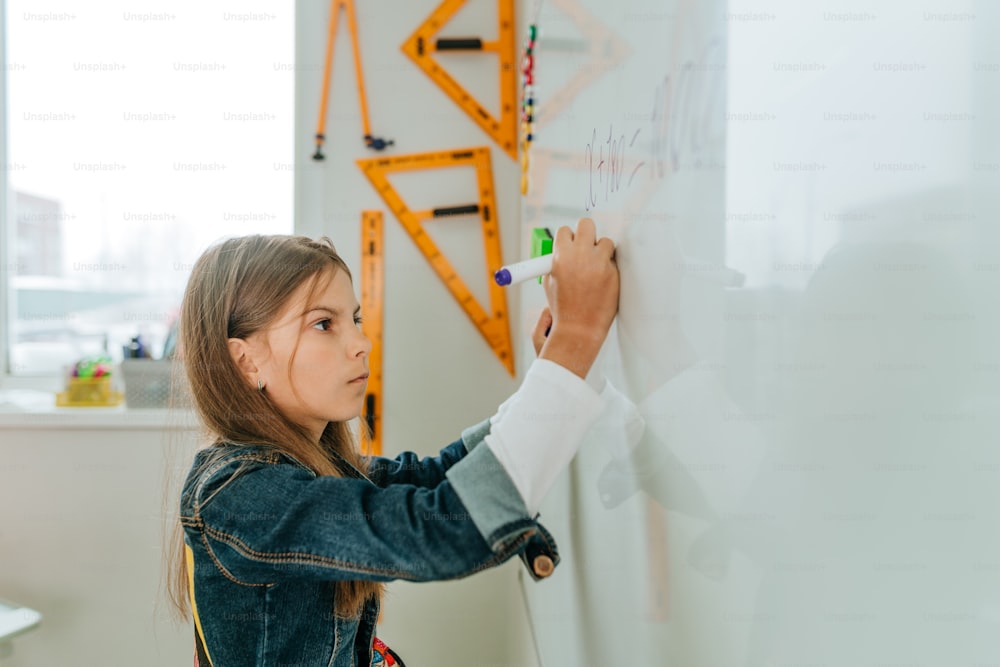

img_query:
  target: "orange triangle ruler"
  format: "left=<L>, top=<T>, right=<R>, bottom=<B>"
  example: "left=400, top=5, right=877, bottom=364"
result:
left=356, top=147, right=514, bottom=376
left=401, top=0, right=518, bottom=160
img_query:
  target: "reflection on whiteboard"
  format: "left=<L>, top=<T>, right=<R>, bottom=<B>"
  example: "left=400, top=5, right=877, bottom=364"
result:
left=520, top=0, right=1000, bottom=665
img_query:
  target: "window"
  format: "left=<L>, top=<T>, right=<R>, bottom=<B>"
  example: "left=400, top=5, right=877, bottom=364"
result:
left=3, top=0, right=294, bottom=375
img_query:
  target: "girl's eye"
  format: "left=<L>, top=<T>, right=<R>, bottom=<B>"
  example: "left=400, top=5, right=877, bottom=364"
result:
left=313, top=319, right=332, bottom=331
left=354, top=316, right=364, bottom=327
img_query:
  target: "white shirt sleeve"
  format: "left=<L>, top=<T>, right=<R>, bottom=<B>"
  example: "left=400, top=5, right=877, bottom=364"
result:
left=489, top=360, right=607, bottom=427
left=485, top=359, right=607, bottom=515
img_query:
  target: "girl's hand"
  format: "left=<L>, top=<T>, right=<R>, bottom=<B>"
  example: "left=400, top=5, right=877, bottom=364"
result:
left=538, top=218, right=620, bottom=379
left=542, top=218, right=619, bottom=340
left=532, top=306, right=553, bottom=357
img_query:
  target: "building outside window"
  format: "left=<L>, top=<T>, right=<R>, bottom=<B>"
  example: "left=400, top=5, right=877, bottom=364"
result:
left=2, top=0, right=295, bottom=375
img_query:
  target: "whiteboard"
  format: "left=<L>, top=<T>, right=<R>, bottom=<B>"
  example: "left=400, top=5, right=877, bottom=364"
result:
left=519, top=0, right=1000, bottom=664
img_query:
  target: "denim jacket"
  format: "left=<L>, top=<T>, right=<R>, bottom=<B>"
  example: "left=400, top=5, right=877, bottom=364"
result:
left=179, top=417, right=560, bottom=667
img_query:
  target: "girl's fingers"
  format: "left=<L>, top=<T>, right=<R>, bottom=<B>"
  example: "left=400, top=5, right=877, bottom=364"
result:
left=532, top=306, right=553, bottom=356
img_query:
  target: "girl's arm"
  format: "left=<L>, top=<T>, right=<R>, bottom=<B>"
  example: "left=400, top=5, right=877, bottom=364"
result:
left=183, top=218, right=618, bottom=585
left=362, top=352, right=612, bottom=499
left=362, top=420, right=490, bottom=489
left=182, top=438, right=556, bottom=584
left=181, top=353, right=605, bottom=586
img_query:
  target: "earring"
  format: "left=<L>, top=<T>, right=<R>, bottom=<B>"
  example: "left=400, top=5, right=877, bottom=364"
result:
left=257, top=378, right=264, bottom=392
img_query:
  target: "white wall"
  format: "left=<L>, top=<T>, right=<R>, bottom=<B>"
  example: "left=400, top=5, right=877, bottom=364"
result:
left=0, top=419, right=195, bottom=666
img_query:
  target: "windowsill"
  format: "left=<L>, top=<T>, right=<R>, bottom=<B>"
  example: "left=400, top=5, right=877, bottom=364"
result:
left=0, top=389, right=199, bottom=430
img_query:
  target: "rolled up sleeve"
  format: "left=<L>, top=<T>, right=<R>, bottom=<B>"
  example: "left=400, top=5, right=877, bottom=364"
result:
left=483, top=359, right=607, bottom=515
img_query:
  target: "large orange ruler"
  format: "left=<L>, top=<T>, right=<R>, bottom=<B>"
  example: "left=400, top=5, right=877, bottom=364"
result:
left=401, top=0, right=518, bottom=160
left=359, top=210, right=384, bottom=456
left=356, top=147, right=514, bottom=376
left=313, top=0, right=392, bottom=159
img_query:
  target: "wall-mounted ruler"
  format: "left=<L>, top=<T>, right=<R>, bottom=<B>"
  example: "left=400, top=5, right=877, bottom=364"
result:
left=313, top=0, right=393, bottom=160
left=400, top=0, right=518, bottom=160
left=356, top=147, right=514, bottom=376
left=533, top=0, right=630, bottom=129
left=359, top=210, right=384, bottom=456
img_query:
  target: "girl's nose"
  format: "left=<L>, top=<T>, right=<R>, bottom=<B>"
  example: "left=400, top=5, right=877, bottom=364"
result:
left=353, top=326, right=372, bottom=358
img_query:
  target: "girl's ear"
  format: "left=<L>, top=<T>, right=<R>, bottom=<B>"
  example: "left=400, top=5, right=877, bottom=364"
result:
left=227, top=337, right=260, bottom=383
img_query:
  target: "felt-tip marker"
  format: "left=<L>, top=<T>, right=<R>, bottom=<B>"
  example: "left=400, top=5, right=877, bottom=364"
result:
left=494, top=254, right=553, bottom=286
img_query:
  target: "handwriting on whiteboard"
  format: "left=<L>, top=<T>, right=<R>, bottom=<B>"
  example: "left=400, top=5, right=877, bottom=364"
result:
left=585, top=125, right=626, bottom=210
left=584, top=37, right=725, bottom=212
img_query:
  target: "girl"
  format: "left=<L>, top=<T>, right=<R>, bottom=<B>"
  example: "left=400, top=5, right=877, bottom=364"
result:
left=169, top=219, right=619, bottom=666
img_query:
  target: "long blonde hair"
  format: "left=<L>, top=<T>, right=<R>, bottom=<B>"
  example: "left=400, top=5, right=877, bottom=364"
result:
left=166, top=235, right=381, bottom=620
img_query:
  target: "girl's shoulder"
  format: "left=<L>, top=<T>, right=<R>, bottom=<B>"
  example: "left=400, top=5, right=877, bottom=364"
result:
left=194, top=440, right=295, bottom=466
left=181, top=442, right=313, bottom=514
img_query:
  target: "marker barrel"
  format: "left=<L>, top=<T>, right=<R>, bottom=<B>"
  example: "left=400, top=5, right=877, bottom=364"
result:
left=495, top=254, right=554, bottom=286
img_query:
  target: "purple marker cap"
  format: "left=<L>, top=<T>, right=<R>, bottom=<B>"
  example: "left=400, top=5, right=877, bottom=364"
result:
left=494, top=268, right=512, bottom=286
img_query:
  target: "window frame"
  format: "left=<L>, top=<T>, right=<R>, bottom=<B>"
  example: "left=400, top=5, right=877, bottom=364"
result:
left=0, top=0, right=299, bottom=390
left=1, top=0, right=12, bottom=382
